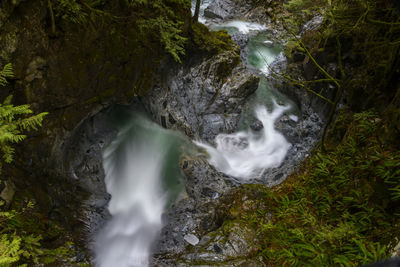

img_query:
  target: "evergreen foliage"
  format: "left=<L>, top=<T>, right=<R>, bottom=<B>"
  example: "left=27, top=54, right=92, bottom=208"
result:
left=0, top=64, right=48, bottom=173
left=55, top=0, right=89, bottom=24
left=0, top=64, right=13, bottom=87
left=131, top=0, right=190, bottom=62
left=282, top=0, right=400, bottom=100
left=270, top=0, right=400, bottom=148
left=233, top=1, right=400, bottom=265
left=0, top=199, right=76, bottom=266
left=0, top=95, right=48, bottom=167
left=53, top=0, right=190, bottom=62
left=256, top=110, right=400, bottom=266
left=219, top=110, right=400, bottom=266
left=129, top=0, right=190, bottom=62
left=0, top=65, right=68, bottom=265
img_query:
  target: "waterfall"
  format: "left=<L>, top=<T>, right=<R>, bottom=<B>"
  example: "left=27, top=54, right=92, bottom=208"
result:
left=195, top=102, right=291, bottom=179
left=94, top=112, right=184, bottom=267
left=94, top=1, right=295, bottom=264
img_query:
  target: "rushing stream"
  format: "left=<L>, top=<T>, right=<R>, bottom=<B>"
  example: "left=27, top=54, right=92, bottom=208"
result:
left=194, top=5, right=296, bottom=179
left=95, top=2, right=296, bottom=266
left=195, top=101, right=291, bottom=178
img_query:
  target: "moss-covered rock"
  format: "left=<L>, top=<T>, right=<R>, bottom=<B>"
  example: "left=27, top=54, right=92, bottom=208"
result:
left=169, top=184, right=268, bottom=266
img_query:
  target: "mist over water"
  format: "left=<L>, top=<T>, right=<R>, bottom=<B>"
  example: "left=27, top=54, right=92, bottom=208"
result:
left=195, top=102, right=291, bottom=179
left=94, top=110, right=184, bottom=267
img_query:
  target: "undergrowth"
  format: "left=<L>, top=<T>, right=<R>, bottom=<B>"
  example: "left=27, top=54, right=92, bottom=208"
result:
left=54, top=0, right=190, bottom=63
left=0, top=64, right=80, bottom=266
left=246, top=109, right=400, bottom=266
left=0, top=198, right=79, bottom=266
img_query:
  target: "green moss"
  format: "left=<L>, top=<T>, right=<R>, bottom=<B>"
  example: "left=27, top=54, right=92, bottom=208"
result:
left=191, top=23, right=236, bottom=54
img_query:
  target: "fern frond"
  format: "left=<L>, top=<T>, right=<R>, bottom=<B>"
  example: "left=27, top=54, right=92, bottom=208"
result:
left=2, top=95, right=13, bottom=105
left=16, top=112, right=48, bottom=131
left=1, top=144, right=16, bottom=163
left=0, top=64, right=49, bottom=172
left=0, top=234, right=22, bottom=265
left=0, top=64, right=14, bottom=86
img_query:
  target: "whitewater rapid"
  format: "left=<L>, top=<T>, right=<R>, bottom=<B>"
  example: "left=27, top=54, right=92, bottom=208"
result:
left=195, top=101, right=291, bottom=179
left=93, top=2, right=292, bottom=265
left=94, top=112, right=184, bottom=267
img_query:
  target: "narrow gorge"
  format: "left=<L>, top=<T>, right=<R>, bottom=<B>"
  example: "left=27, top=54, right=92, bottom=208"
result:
left=0, top=0, right=399, bottom=266
left=89, top=1, right=323, bottom=265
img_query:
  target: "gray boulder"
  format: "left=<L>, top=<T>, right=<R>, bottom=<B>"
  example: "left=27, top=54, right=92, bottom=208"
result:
left=145, top=49, right=259, bottom=142
left=204, top=0, right=233, bottom=20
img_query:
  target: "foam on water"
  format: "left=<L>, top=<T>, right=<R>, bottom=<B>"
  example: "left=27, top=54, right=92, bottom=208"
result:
left=195, top=101, right=291, bottom=179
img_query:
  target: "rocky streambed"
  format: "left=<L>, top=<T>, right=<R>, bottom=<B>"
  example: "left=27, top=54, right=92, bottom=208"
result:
left=59, top=0, right=327, bottom=265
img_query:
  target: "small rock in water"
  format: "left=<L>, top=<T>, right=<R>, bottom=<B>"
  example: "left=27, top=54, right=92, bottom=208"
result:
left=263, top=40, right=274, bottom=47
left=184, top=234, right=200, bottom=246
left=250, top=120, right=263, bottom=131
left=289, top=115, right=299, bottom=122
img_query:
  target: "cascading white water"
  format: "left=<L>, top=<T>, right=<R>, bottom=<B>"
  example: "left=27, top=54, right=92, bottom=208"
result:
left=191, top=0, right=267, bottom=34
left=94, top=111, right=184, bottom=267
left=195, top=101, right=291, bottom=179
left=94, top=2, right=294, bottom=264
left=209, top=20, right=267, bottom=34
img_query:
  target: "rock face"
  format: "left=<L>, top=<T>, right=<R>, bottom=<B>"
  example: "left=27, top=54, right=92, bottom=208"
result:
left=61, top=108, right=118, bottom=242
left=203, top=0, right=269, bottom=23
left=154, top=184, right=269, bottom=266
left=152, top=158, right=234, bottom=259
left=204, top=0, right=236, bottom=20
left=145, top=49, right=259, bottom=142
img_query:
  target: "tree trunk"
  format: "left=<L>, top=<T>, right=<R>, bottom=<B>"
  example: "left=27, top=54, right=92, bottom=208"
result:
left=193, top=0, right=201, bottom=22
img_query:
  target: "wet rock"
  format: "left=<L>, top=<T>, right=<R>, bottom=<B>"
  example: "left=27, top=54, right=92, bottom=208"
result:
left=301, top=15, right=324, bottom=34
left=146, top=49, right=259, bottom=142
left=263, top=40, right=274, bottom=47
left=184, top=234, right=200, bottom=246
left=250, top=120, right=263, bottom=131
left=62, top=106, right=119, bottom=242
left=204, top=0, right=232, bottom=20
left=269, top=52, right=288, bottom=74
left=153, top=158, right=234, bottom=259
left=203, top=0, right=268, bottom=23
left=167, top=185, right=268, bottom=266
left=230, top=31, right=249, bottom=47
